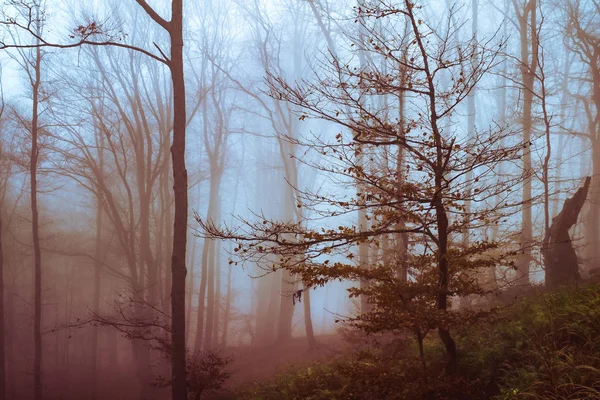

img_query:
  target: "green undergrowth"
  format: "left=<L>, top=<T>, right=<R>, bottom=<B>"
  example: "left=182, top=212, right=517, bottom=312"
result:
left=235, top=285, right=600, bottom=400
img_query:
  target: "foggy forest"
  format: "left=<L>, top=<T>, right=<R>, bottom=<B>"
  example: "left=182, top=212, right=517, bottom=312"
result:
left=0, top=0, right=599, bottom=399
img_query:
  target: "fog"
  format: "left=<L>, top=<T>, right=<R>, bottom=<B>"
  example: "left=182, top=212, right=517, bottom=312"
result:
left=0, top=0, right=598, bottom=399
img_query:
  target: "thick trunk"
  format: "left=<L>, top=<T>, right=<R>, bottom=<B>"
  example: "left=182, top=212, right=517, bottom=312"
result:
left=277, top=156, right=297, bottom=342
left=588, top=140, right=600, bottom=269
left=169, top=1, right=188, bottom=397
left=542, top=177, right=590, bottom=288
left=277, top=269, right=295, bottom=341
left=585, top=59, right=600, bottom=271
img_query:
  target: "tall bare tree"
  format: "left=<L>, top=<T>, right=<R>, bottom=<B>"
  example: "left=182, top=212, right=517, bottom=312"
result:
left=0, top=67, right=7, bottom=400
left=0, top=1, right=191, bottom=396
left=513, top=0, right=538, bottom=285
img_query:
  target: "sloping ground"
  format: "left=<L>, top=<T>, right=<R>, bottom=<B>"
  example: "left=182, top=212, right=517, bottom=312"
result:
left=224, top=334, right=345, bottom=388
left=229, top=286, right=600, bottom=400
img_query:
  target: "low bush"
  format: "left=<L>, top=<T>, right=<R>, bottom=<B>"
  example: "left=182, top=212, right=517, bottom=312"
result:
left=238, top=285, right=600, bottom=400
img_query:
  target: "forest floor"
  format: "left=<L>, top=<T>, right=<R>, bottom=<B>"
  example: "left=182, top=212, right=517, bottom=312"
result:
left=224, top=334, right=346, bottom=389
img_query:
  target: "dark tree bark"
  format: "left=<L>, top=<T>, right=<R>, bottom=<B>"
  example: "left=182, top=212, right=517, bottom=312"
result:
left=0, top=211, right=5, bottom=400
left=91, top=131, right=104, bottom=400
left=542, top=177, right=591, bottom=288
left=168, top=1, right=188, bottom=397
left=135, top=0, right=189, bottom=397
left=514, top=0, right=538, bottom=286
left=31, top=42, right=43, bottom=400
left=0, top=67, right=7, bottom=400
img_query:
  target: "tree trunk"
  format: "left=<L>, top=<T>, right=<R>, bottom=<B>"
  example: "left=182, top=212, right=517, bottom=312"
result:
left=91, top=115, right=105, bottom=400
left=302, top=288, right=318, bottom=349
left=194, top=238, right=208, bottom=354
left=277, top=269, right=295, bottom=341
left=220, top=255, right=232, bottom=347
left=204, top=174, right=222, bottom=350
left=4, top=282, right=12, bottom=400
left=168, top=1, right=188, bottom=397
left=435, top=197, right=457, bottom=373
left=588, top=140, right=600, bottom=270
left=515, top=0, right=538, bottom=286
left=162, top=157, right=173, bottom=316
left=31, top=41, right=43, bottom=400
left=205, top=239, right=215, bottom=350
left=357, top=5, right=371, bottom=314
left=185, top=235, right=196, bottom=346
left=543, top=177, right=590, bottom=288
left=460, top=0, right=478, bottom=310
left=91, top=188, right=103, bottom=399
left=213, top=239, right=221, bottom=347
left=0, top=211, right=6, bottom=400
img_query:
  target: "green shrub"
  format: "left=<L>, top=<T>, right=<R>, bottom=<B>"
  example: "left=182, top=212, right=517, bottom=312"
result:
left=238, top=286, right=600, bottom=400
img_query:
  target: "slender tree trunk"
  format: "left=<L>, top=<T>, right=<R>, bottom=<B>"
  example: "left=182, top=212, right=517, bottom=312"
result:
left=221, top=255, right=232, bottom=347
left=221, top=167, right=242, bottom=347
left=194, top=238, right=208, bottom=354
left=407, top=0, right=457, bottom=370
left=4, top=281, right=12, bottom=400
left=435, top=195, right=456, bottom=372
left=395, top=69, right=409, bottom=282
left=205, top=239, right=215, bottom=349
left=169, top=1, right=188, bottom=397
left=356, top=4, right=372, bottom=314
left=0, top=212, right=5, bottom=400
left=253, top=169, right=278, bottom=345
left=213, top=239, right=221, bottom=347
left=162, top=158, right=173, bottom=315
left=31, top=42, right=43, bottom=400
left=460, top=0, right=478, bottom=310
left=91, top=185, right=103, bottom=399
left=204, top=174, right=222, bottom=350
left=516, top=0, right=538, bottom=286
left=91, top=115, right=105, bottom=399
left=550, top=48, right=572, bottom=219
left=303, top=288, right=317, bottom=349
left=490, top=1, right=508, bottom=284
left=185, top=235, right=197, bottom=345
